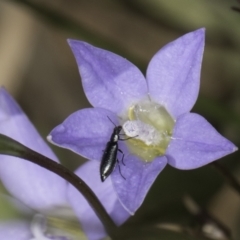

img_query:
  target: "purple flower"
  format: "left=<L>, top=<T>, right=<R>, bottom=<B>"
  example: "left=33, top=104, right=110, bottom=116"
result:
left=49, top=29, right=237, bottom=216
left=0, top=88, right=129, bottom=240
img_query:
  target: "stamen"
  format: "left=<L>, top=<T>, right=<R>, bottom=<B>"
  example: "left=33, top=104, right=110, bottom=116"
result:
left=30, top=214, right=70, bottom=240
left=30, top=214, right=49, bottom=240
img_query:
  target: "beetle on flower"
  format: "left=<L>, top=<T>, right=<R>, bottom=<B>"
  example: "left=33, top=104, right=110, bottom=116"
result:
left=49, top=28, right=237, bottom=216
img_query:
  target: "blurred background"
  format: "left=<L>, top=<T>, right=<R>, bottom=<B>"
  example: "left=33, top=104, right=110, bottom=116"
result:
left=0, top=0, right=240, bottom=239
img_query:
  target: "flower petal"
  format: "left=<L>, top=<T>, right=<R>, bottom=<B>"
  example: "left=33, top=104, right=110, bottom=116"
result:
left=147, top=28, right=205, bottom=119
left=68, top=40, right=148, bottom=115
left=67, top=161, right=130, bottom=240
left=112, top=153, right=167, bottom=215
left=48, top=107, right=119, bottom=161
left=0, top=88, right=67, bottom=210
left=166, top=113, right=237, bottom=169
left=0, top=220, right=31, bottom=240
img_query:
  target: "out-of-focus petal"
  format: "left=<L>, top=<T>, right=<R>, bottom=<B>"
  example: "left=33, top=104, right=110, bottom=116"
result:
left=112, top=152, right=167, bottom=215
left=166, top=113, right=237, bottom=169
left=67, top=161, right=130, bottom=240
left=0, top=220, right=31, bottom=240
left=147, top=28, right=205, bottom=119
left=0, top=88, right=67, bottom=211
left=0, top=194, right=34, bottom=216
left=48, top=108, right=119, bottom=161
left=68, top=40, right=148, bottom=115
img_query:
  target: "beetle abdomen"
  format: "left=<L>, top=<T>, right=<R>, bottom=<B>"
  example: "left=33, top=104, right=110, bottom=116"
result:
left=100, top=142, right=118, bottom=182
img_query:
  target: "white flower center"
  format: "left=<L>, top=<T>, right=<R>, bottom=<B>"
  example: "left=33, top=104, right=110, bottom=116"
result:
left=122, top=100, right=175, bottom=161
left=123, top=120, right=163, bottom=146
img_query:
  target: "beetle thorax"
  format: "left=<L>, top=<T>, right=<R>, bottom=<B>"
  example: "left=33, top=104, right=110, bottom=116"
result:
left=113, top=134, right=118, bottom=142
left=110, top=126, right=122, bottom=142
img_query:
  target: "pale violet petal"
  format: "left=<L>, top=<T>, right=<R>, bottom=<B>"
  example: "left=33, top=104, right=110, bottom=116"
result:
left=166, top=113, right=237, bottom=169
left=147, top=28, right=205, bottom=119
left=48, top=108, right=119, bottom=162
left=112, top=153, right=167, bottom=215
left=68, top=40, right=148, bottom=115
left=0, top=88, right=67, bottom=211
left=0, top=220, right=31, bottom=240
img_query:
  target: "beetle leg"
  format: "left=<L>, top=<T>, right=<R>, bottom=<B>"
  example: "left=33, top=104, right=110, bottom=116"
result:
left=118, top=149, right=125, bottom=166
left=117, top=159, right=126, bottom=180
left=119, top=135, right=138, bottom=141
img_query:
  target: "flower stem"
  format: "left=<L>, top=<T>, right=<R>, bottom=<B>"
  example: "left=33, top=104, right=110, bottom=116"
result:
left=0, top=134, right=118, bottom=238
left=212, top=161, right=240, bottom=195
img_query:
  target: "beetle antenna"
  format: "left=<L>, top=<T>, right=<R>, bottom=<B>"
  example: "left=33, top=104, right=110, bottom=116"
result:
left=107, top=116, right=117, bottom=127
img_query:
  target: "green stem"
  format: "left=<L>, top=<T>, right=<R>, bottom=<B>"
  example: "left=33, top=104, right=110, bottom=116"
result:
left=0, top=134, right=118, bottom=238
left=212, top=161, right=240, bottom=196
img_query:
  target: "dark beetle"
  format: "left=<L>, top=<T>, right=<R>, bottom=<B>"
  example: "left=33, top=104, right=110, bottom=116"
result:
left=100, top=119, right=125, bottom=182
